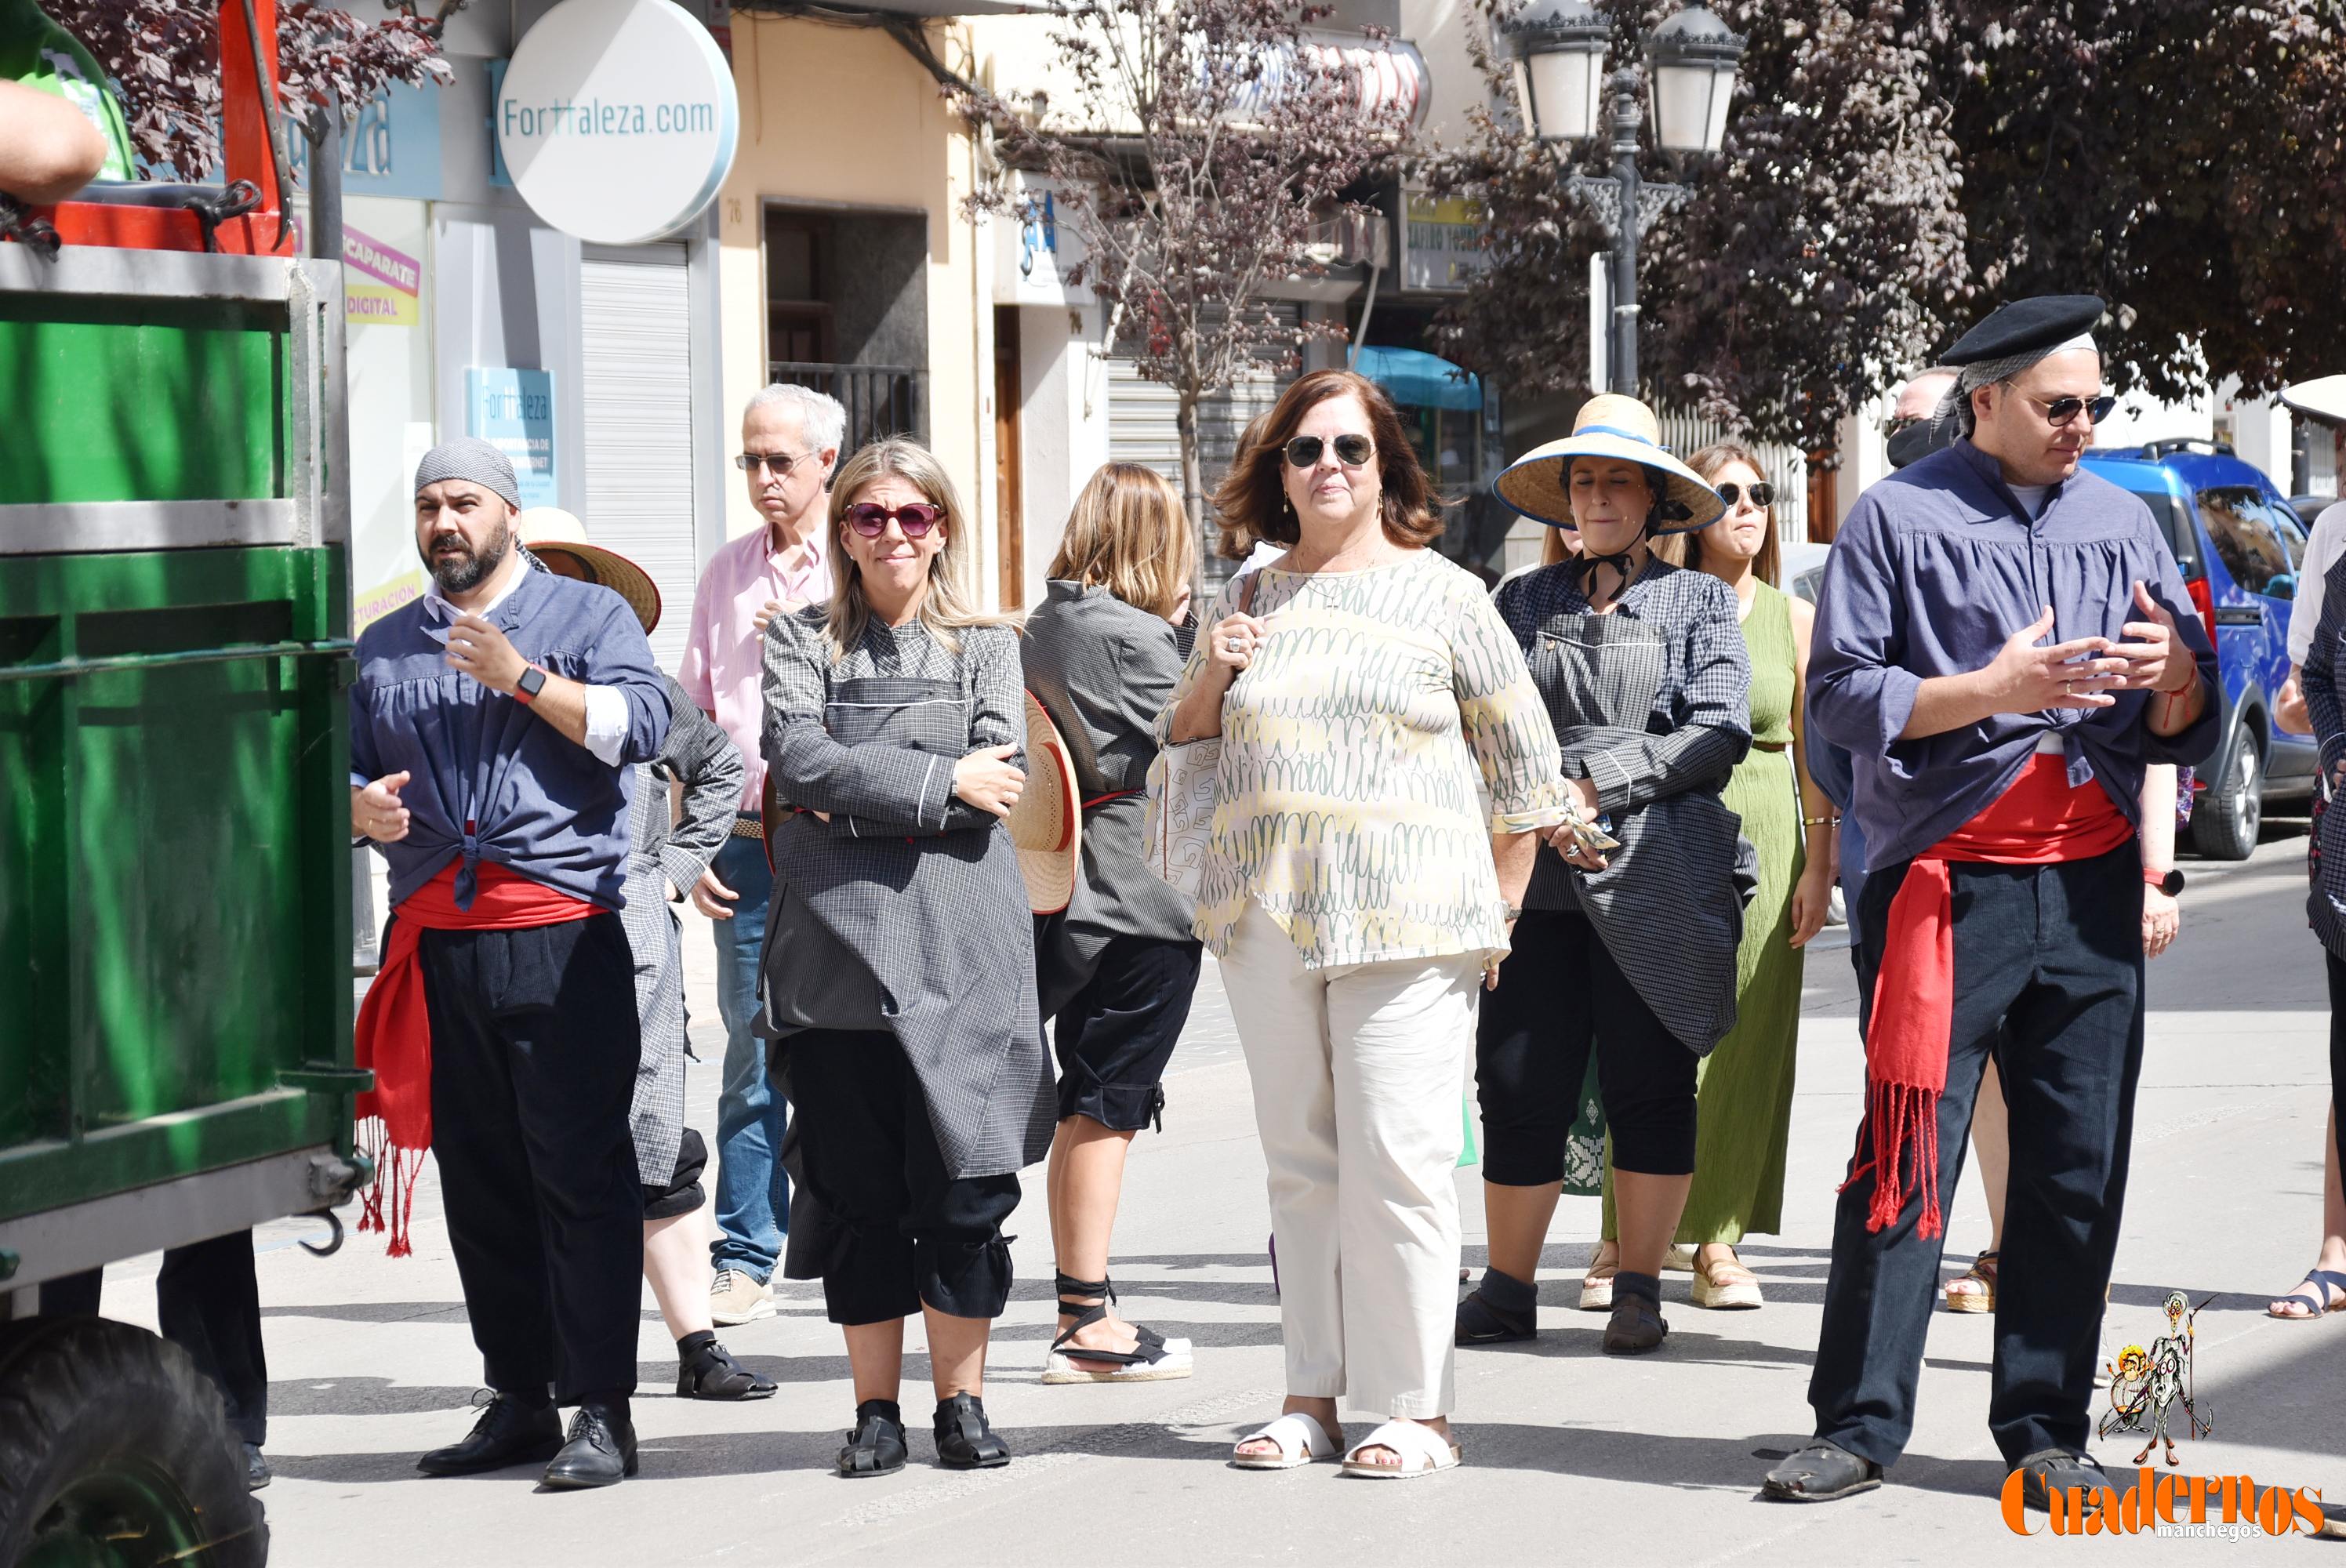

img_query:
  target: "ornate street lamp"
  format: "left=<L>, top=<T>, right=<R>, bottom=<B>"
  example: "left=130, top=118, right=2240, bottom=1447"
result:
left=1507, top=2, right=1747, bottom=394
left=1505, top=0, right=1608, bottom=145
left=1647, top=5, right=1745, bottom=154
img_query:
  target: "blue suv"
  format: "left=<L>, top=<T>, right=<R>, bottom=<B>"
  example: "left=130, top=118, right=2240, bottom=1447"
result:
left=2079, top=440, right=2316, bottom=858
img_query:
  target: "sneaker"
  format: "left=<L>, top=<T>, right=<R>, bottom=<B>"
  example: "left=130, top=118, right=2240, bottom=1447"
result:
left=710, top=1267, right=777, bottom=1326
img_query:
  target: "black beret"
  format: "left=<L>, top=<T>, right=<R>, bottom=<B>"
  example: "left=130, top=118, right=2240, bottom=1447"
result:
left=1940, top=295, right=2106, bottom=367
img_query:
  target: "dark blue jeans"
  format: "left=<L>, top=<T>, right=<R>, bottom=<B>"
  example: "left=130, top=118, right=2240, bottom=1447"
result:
left=710, top=828, right=787, bottom=1282
left=1810, top=842, right=2144, bottom=1468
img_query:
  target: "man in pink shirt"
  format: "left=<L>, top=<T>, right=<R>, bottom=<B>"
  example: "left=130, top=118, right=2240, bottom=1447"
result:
left=677, top=383, right=844, bottom=1324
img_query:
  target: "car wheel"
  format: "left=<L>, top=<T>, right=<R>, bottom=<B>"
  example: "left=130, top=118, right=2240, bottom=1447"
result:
left=2189, top=729, right=2261, bottom=861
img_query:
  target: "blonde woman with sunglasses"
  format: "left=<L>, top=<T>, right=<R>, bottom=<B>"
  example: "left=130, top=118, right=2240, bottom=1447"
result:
left=758, top=437, right=1055, bottom=1478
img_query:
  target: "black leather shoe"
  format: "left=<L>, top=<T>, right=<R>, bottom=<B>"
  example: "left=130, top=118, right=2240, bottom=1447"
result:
left=2014, top=1448, right=2111, bottom=1512
left=416, top=1394, right=562, bottom=1477
left=933, top=1393, right=1010, bottom=1469
left=541, top=1403, right=637, bottom=1490
left=242, top=1443, right=271, bottom=1491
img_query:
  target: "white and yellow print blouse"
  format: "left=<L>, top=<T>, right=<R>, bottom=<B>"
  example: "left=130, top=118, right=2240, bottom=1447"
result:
left=1159, top=548, right=1571, bottom=970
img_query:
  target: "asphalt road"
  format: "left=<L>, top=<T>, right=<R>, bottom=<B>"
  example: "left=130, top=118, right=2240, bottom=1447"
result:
left=95, top=823, right=2346, bottom=1564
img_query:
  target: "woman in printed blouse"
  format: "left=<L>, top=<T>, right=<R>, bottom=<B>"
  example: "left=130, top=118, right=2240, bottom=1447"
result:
left=1161, top=368, right=1570, bottom=1479
left=759, top=438, right=1056, bottom=1478
left=1454, top=394, right=1750, bottom=1357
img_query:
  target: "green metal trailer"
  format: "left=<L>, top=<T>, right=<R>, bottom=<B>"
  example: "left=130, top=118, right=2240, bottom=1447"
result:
left=0, top=240, right=365, bottom=1565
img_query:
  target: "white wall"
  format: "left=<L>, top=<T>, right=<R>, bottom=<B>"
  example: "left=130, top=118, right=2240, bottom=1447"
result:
left=1015, top=305, right=1113, bottom=603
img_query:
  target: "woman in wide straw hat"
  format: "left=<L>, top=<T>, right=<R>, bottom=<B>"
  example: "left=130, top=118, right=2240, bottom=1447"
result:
left=1456, top=394, right=1752, bottom=1356
left=1022, top=462, right=1206, bottom=1386
left=518, top=510, right=777, bottom=1403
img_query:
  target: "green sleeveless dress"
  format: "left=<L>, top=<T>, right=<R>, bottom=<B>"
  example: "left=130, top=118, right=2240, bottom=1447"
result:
left=1601, top=579, right=1804, bottom=1240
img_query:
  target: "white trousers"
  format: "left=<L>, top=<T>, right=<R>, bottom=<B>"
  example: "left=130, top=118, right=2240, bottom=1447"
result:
left=1219, top=902, right=1483, bottom=1419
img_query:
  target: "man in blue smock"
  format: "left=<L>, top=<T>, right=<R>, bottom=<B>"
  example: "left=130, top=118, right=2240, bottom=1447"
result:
left=1762, top=297, right=2217, bottom=1509
left=350, top=438, right=670, bottom=1489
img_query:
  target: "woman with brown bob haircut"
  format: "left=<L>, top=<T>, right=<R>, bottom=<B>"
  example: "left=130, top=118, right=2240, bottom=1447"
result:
left=1024, top=463, right=1206, bottom=1387
left=1215, top=368, right=1446, bottom=559
left=1161, top=368, right=1572, bottom=1477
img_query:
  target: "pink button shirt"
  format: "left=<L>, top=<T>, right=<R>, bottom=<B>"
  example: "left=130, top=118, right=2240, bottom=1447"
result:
left=679, top=523, right=833, bottom=811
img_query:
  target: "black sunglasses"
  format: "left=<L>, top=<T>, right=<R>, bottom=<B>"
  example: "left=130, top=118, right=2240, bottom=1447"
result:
left=1717, top=481, right=1774, bottom=508
left=2014, top=392, right=2117, bottom=428
left=844, top=501, right=944, bottom=538
left=1284, top=434, right=1375, bottom=468
left=736, top=449, right=812, bottom=475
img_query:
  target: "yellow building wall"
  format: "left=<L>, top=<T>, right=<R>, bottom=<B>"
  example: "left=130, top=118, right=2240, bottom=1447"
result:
left=715, top=13, right=990, bottom=553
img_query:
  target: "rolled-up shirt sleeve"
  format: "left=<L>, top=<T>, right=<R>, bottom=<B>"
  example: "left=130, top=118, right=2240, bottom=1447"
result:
left=1568, top=576, right=1751, bottom=815
left=1807, top=499, right=1923, bottom=764
left=1451, top=585, right=1569, bottom=831
left=2136, top=521, right=2220, bottom=768
left=581, top=685, right=630, bottom=765
left=579, top=591, right=671, bottom=764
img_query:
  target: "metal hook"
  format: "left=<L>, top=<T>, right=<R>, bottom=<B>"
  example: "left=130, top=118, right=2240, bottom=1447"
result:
left=298, top=1208, right=345, bottom=1258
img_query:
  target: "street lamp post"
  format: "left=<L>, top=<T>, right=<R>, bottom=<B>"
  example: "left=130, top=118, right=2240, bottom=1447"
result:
left=1506, top=1, right=1747, bottom=397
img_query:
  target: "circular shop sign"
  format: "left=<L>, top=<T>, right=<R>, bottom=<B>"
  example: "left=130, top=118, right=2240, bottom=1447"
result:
left=498, top=0, right=740, bottom=245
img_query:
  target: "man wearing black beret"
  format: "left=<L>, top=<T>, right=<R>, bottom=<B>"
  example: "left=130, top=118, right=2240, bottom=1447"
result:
left=1764, top=296, right=2218, bottom=1508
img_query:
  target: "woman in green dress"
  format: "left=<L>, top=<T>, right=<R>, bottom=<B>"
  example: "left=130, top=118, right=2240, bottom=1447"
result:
left=1590, top=443, right=1837, bottom=1310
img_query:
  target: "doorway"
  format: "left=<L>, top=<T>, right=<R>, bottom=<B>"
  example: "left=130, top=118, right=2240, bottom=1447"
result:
left=993, top=306, right=1024, bottom=609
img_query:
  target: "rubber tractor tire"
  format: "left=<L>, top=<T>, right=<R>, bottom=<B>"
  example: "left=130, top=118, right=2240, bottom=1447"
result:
left=0, top=1314, right=265, bottom=1567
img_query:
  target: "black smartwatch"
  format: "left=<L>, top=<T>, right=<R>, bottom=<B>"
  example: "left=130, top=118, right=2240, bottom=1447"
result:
left=2144, top=866, right=2184, bottom=896
left=514, top=664, right=548, bottom=706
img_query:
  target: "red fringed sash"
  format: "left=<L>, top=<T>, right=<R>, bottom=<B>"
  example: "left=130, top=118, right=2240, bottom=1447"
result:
left=354, top=860, right=598, bottom=1255
left=1846, top=755, right=2134, bottom=1237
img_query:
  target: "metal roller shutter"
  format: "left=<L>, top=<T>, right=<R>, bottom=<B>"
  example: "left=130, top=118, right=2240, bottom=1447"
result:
left=581, top=242, right=695, bottom=673
left=1108, top=306, right=1299, bottom=585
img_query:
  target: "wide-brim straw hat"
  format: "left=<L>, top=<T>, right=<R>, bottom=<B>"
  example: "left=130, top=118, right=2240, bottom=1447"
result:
left=517, top=507, right=663, bottom=634
left=2282, top=375, right=2346, bottom=427
left=1009, top=691, right=1080, bottom=915
left=1494, top=394, right=1727, bottom=535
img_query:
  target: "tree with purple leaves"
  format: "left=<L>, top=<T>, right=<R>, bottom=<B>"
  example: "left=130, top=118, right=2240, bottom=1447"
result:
left=1426, top=0, right=2346, bottom=450
left=40, top=0, right=463, bottom=177
left=967, top=0, right=1414, bottom=541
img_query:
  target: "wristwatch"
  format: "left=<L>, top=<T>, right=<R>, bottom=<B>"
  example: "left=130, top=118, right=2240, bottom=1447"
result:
left=2143, top=866, right=2184, bottom=896
left=514, top=664, right=548, bottom=706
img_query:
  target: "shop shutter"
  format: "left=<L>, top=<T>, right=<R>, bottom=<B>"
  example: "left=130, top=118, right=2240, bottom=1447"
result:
left=1107, top=305, right=1299, bottom=584
left=581, top=241, right=695, bottom=673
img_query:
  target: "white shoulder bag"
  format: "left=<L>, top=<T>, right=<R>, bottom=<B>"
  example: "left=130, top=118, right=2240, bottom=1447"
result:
left=1143, top=736, right=1222, bottom=898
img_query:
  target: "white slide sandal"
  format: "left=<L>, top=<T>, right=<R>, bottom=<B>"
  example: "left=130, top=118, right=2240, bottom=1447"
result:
left=1340, top=1419, right=1462, bottom=1479
left=1230, top=1411, right=1337, bottom=1470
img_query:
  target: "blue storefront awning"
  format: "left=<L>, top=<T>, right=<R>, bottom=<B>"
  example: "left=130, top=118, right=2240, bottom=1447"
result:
left=1354, top=345, right=1481, bottom=412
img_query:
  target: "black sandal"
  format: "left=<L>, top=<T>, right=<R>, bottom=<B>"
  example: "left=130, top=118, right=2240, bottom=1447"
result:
left=675, top=1333, right=777, bottom=1401
left=1761, top=1440, right=1883, bottom=1502
left=1602, top=1272, right=1669, bottom=1355
left=1042, top=1272, right=1195, bottom=1383
left=837, top=1399, right=907, bottom=1478
left=1454, top=1266, right=1538, bottom=1345
left=933, top=1392, right=1011, bottom=1468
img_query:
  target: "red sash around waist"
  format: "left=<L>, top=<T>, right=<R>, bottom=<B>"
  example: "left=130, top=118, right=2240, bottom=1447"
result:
left=1844, top=755, right=2134, bottom=1240
left=354, top=860, right=599, bottom=1255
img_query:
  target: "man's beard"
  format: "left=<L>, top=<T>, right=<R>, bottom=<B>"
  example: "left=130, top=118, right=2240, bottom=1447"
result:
left=423, top=517, right=512, bottom=593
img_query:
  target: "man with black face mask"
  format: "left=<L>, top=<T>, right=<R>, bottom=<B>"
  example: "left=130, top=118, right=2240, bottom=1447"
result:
left=348, top=437, right=672, bottom=1489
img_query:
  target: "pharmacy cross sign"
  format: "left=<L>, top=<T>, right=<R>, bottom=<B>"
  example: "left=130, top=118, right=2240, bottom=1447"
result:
left=497, top=0, right=740, bottom=245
